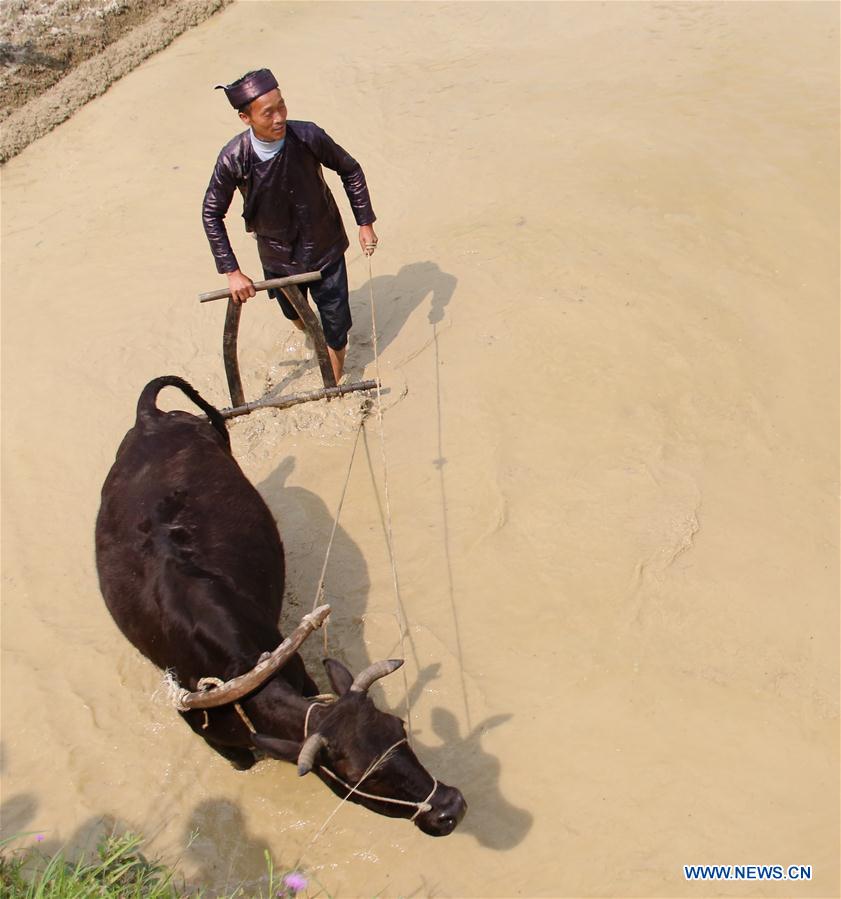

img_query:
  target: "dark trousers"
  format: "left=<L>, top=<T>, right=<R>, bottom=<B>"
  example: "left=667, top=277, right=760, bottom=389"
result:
left=264, top=257, right=351, bottom=350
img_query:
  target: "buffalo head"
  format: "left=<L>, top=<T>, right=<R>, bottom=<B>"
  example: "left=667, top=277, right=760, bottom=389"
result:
left=251, top=658, right=467, bottom=836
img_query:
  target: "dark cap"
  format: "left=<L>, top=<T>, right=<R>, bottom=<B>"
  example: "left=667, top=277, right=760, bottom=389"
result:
left=215, top=69, right=278, bottom=110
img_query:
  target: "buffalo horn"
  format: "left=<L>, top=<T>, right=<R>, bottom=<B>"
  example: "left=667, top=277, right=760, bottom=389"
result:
left=350, top=659, right=404, bottom=693
left=297, top=733, right=328, bottom=776
left=176, top=605, right=331, bottom=710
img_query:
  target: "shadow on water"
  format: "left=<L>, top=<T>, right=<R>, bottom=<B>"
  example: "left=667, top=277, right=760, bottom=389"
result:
left=0, top=743, right=39, bottom=839
left=346, top=260, right=458, bottom=376
left=183, top=800, right=274, bottom=897
left=1, top=715, right=530, bottom=896
left=349, top=260, right=470, bottom=734
left=0, top=787, right=275, bottom=897
left=258, top=260, right=457, bottom=398
left=0, top=783, right=39, bottom=842
left=256, top=456, right=375, bottom=682
left=0, top=795, right=272, bottom=897
left=425, top=709, right=533, bottom=850
left=0, top=792, right=39, bottom=837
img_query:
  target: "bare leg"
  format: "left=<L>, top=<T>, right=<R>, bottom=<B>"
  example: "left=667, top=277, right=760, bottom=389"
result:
left=327, top=346, right=346, bottom=383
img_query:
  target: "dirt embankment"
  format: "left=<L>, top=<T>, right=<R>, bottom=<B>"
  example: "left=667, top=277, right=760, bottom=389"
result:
left=0, top=0, right=231, bottom=163
left=0, top=0, right=170, bottom=117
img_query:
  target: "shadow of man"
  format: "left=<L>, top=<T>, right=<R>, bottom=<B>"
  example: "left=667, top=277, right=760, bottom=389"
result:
left=256, top=456, right=373, bottom=685
left=0, top=743, right=39, bottom=843
left=0, top=793, right=39, bottom=839
left=183, top=799, right=274, bottom=897
left=346, top=261, right=457, bottom=377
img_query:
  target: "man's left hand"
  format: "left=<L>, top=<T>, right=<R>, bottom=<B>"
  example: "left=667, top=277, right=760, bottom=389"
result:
left=359, top=224, right=379, bottom=256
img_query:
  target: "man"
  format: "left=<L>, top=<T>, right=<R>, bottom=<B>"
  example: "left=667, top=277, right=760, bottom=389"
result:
left=202, top=69, right=378, bottom=383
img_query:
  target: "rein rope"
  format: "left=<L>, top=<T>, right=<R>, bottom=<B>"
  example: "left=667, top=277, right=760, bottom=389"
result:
left=307, top=249, right=415, bottom=740
left=291, top=284, right=436, bottom=865
left=293, top=731, right=434, bottom=871
left=310, top=414, right=366, bottom=655
left=364, top=251, right=414, bottom=741
left=316, top=748, right=438, bottom=820
left=191, top=676, right=257, bottom=734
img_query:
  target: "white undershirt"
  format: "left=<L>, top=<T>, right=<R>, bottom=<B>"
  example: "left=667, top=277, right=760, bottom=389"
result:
left=249, top=129, right=286, bottom=162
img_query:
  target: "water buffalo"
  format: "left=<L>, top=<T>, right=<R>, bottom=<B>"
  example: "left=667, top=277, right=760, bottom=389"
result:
left=95, top=376, right=466, bottom=836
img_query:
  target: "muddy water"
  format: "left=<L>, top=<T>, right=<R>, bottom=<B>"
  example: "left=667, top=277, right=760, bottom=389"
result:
left=1, top=2, right=838, bottom=896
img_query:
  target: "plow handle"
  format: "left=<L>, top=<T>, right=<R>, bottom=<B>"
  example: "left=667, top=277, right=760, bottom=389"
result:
left=199, top=271, right=322, bottom=303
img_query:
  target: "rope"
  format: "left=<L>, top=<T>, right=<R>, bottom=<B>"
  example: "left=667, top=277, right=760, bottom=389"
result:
left=310, top=408, right=368, bottom=654
left=364, top=252, right=414, bottom=743
left=303, top=698, right=331, bottom=739
left=305, top=250, right=414, bottom=742
left=292, top=250, right=428, bottom=876
left=192, top=677, right=257, bottom=734
left=317, top=747, right=438, bottom=819
left=303, top=700, right=433, bottom=816
left=293, top=736, right=433, bottom=870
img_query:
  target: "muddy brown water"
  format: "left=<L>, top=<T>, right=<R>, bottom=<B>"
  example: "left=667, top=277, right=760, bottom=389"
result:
left=1, top=2, right=838, bottom=896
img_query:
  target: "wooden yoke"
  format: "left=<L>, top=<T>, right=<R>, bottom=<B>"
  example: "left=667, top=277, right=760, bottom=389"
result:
left=199, top=272, right=334, bottom=406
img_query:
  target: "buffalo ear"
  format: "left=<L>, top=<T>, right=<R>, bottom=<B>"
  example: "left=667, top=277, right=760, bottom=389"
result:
left=251, top=733, right=300, bottom=763
left=323, top=658, right=354, bottom=696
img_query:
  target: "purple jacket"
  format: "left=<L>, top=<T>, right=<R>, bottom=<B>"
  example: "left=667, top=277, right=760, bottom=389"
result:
left=202, top=120, right=376, bottom=276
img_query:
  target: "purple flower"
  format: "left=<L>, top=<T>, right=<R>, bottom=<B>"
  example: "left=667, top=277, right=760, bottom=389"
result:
left=35, top=834, right=45, bottom=843
left=283, top=872, right=308, bottom=894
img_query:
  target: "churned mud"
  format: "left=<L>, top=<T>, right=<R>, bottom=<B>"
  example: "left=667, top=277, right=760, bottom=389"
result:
left=1, top=2, right=838, bottom=897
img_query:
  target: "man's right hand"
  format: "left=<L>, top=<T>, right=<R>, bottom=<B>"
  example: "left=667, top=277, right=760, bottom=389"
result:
left=226, top=269, right=256, bottom=305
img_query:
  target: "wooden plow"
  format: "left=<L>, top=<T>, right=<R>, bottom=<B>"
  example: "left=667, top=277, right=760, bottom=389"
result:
left=199, top=271, right=377, bottom=417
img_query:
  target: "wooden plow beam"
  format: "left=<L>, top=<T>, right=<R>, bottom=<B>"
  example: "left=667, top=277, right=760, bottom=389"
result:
left=199, top=272, right=377, bottom=411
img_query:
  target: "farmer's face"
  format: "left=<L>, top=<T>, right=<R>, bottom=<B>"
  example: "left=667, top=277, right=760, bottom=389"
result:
left=240, top=89, right=287, bottom=142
